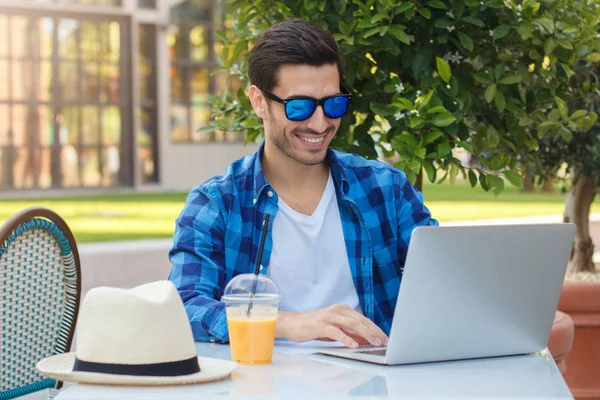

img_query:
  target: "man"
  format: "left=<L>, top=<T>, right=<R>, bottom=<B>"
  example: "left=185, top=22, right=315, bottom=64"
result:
left=168, top=18, right=438, bottom=349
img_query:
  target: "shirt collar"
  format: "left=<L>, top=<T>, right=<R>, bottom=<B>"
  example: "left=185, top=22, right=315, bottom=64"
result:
left=252, top=143, right=270, bottom=202
left=252, top=142, right=350, bottom=201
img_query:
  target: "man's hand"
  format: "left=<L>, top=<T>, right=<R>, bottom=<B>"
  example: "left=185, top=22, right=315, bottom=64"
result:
left=275, top=304, right=389, bottom=349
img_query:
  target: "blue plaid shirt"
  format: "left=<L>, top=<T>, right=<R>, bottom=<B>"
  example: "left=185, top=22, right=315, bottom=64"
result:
left=168, top=144, right=438, bottom=343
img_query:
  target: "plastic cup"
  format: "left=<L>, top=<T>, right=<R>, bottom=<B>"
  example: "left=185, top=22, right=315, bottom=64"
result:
left=222, top=274, right=280, bottom=365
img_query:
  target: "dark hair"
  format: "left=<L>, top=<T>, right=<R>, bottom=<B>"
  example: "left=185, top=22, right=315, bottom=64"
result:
left=248, top=18, right=344, bottom=93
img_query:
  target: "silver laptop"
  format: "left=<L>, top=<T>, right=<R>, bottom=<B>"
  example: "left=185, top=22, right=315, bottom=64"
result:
left=318, top=223, right=576, bottom=365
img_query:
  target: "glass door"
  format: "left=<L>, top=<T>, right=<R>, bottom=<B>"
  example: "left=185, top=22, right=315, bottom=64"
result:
left=0, top=9, right=132, bottom=190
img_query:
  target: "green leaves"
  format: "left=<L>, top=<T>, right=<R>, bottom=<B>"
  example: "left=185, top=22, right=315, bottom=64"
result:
left=423, top=130, right=443, bottom=145
left=458, top=32, right=474, bottom=52
left=389, top=26, right=411, bottom=44
left=484, top=84, right=497, bottom=103
left=517, top=22, right=533, bottom=39
left=494, top=63, right=505, bottom=80
left=370, top=104, right=393, bottom=116
left=418, top=8, right=431, bottom=19
left=423, top=161, right=436, bottom=183
left=555, top=96, right=568, bottom=119
left=436, top=57, right=451, bottom=83
left=395, top=2, right=414, bottom=14
left=498, top=75, right=522, bottom=85
left=544, top=37, right=555, bottom=55
left=426, top=0, right=447, bottom=9
left=357, top=18, right=376, bottom=28
left=586, top=53, right=600, bottom=62
left=556, top=39, right=573, bottom=50
left=371, top=14, right=387, bottom=23
left=534, top=17, right=554, bottom=34
left=338, top=21, right=352, bottom=36
left=434, top=18, right=453, bottom=28
left=210, top=0, right=598, bottom=199
left=489, top=175, right=505, bottom=196
left=437, top=143, right=452, bottom=159
left=474, top=72, right=494, bottom=84
left=504, top=171, right=523, bottom=189
left=409, top=117, right=425, bottom=128
left=364, top=27, right=380, bottom=38
left=571, top=110, right=587, bottom=120
left=468, top=169, right=478, bottom=187
left=418, top=90, right=434, bottom=109
left=495, top=92, right=506, bottom=113
left=493, top=25, right=511, bottom=39
left=196, top=125, right=215, bottom=134
left=432, top=113, right=456, bottom=127
left=462, top=16, right=485, bottom=27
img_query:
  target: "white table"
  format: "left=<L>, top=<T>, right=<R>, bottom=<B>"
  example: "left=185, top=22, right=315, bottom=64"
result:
left=54, top=340, right=573, bottom=399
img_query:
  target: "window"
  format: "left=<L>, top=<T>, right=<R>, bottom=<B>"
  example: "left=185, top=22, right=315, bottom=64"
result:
left=138, top=24, right=159, bottom=183
left=168, top=0, right=243, bottom=143
left=138, top=0, right=155, bottom=8
left=52, top=0, right=122, bottom=5
left=0, top=12, right=132, bottom=191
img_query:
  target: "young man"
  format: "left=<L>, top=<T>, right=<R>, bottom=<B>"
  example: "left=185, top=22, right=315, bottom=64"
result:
left=168, top=18, right=438, bottom=348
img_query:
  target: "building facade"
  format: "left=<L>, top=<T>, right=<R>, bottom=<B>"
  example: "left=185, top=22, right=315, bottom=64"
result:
left=0, top=0, right=257, bottom=193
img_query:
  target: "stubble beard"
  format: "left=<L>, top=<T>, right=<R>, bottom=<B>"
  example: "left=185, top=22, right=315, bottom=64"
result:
left=267, top=116, right=335, bottom=167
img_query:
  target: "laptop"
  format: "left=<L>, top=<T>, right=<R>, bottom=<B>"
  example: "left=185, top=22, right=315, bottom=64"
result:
left=317, top=223, right=576, bottom=365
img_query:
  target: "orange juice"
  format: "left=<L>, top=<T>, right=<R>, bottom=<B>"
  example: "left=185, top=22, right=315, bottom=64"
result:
left=226, top=305, right=278, bottom=364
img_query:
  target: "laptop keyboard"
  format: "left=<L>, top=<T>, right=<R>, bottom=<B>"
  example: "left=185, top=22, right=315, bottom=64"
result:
left=356, top=349, right=387, bottom=356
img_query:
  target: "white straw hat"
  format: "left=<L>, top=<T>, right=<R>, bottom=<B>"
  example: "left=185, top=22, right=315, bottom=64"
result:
left=36, top=281, right=237, bottom=386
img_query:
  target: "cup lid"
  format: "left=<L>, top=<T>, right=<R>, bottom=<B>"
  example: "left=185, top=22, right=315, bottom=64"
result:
left=222, top=273, right=279, bottom=302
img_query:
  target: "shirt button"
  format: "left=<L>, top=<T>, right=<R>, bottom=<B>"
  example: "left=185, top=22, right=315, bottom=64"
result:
left=267, top=191, right=273, bottom=197
left=252, top=198, right=257, bottom=204
left=259, top=265, right=264, bottom=271
left=210, top=339, right=215, bottom=343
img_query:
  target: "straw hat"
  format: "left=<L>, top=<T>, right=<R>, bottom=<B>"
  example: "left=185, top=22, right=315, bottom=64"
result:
left=36, top=281, right=237, bottom=386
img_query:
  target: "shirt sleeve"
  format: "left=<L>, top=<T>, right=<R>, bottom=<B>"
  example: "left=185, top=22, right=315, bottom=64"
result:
left=168, top=186, right=230, bottom=343
left=395, top=173, right=439, bottom=246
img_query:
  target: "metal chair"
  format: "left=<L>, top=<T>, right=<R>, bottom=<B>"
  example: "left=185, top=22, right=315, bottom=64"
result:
left=0, top=207, right=81, bottom=399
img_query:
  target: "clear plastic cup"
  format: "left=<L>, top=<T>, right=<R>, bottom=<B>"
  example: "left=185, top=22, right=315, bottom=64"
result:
left=222, top=274, right=280, bottom=365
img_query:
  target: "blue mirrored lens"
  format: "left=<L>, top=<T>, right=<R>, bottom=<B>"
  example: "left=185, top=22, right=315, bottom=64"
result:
left=323, top=96, right=349, bottom=118
left=286, top=99, right=316, bottom=121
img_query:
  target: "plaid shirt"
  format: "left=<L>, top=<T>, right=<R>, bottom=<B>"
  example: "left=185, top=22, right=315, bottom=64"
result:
left=168, top=144, right=438, bottom=343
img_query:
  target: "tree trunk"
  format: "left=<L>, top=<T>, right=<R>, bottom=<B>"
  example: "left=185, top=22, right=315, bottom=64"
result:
left=522, top=170, right=534, bottom=192
left=564, top=185, right=574, bottom=223
left=542, top=178, right=554, bottom=193
left=415, top=169, right=423, bottom=193
left=541, top=168, right=556, bottom=192
left=566, top=175, right=597, bottom=273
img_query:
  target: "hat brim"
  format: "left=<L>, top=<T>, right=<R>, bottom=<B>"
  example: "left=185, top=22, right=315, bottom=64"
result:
left=36, top=353, right=237, bottom=386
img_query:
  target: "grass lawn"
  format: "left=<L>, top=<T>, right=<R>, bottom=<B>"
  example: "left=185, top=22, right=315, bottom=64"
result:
left=0, top=179, right=598, bottom=244
left=0, top=192, right=189, bottom=244
left=421, top=178, right=600, bottom=221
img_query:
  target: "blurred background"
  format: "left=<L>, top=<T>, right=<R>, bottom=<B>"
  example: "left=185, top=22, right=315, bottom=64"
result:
left=0, top=0, right=598, bottom=245
left=0, top=0, right=253, bottom=193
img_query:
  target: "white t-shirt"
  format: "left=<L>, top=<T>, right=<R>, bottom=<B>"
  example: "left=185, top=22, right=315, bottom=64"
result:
left=267, top=172, right=361, bottom=313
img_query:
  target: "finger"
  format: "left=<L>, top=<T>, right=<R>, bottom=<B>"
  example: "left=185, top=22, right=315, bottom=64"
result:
left=342, top=308, right=388, bottom=343
left=343, top=330, right=370, bottom=346
left=335, top=307, right=388, bottom=345
left=315, top=337, right=335, bottom=342
left=330, top=313, right=384, bottom=347
left=323, top=325, right=359, bottom=349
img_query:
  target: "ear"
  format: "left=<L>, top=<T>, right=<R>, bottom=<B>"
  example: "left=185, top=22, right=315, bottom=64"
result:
left=248, top=85, right=269, bottom=121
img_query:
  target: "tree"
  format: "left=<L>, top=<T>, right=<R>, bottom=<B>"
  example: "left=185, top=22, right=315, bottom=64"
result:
left=544, top=62, right=600, bottom=273
left=205, top=0, right=600, bottom=269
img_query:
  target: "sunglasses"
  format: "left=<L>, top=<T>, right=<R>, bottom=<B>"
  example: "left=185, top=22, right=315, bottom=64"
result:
left=264, top=88, right=352, bottom=122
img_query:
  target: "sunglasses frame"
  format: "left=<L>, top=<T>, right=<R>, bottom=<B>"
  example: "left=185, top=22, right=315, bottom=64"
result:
left=264, top=87, right=352, bottom=121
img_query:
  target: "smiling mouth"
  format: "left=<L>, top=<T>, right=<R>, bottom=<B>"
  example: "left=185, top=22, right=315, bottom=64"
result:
left=300, top=136, right=325, bottom=144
